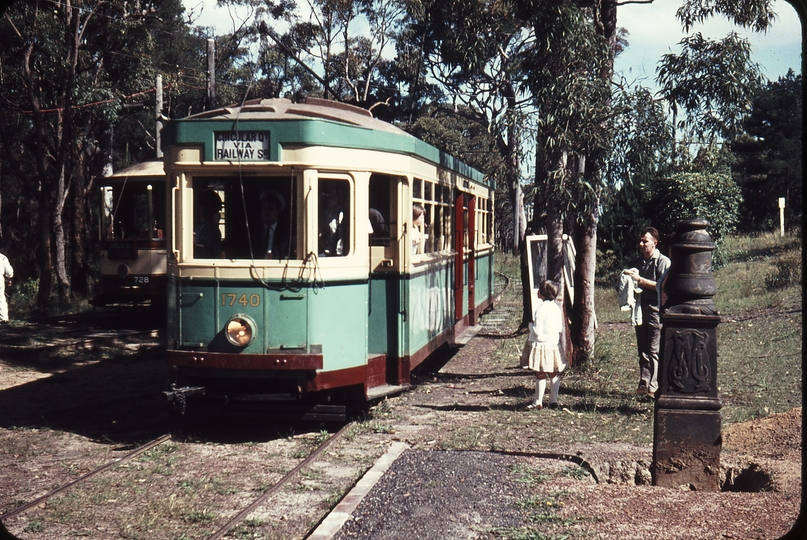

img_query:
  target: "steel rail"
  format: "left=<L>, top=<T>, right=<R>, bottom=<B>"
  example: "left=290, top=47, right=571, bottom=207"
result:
left=0, top=433, right=172, bottom=520
left=207, top=422, right=353, bottom=540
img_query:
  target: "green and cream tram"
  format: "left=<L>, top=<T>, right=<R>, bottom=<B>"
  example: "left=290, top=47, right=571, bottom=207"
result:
left=162, top=97, right=494, bottom=419
left=96, top=160, right=167, bottom=306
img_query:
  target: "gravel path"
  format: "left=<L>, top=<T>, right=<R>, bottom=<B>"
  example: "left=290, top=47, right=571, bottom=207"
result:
left=333, top=450, right=569, bottom=540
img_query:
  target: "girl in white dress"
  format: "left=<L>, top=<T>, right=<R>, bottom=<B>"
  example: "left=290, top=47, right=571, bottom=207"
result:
left=521, top=280, right=566, bottom=410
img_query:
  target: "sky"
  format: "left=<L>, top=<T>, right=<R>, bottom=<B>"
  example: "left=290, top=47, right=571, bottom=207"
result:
left=182, top=0, right=803, bottom=90
left=614, top=0, right=802, bottom=90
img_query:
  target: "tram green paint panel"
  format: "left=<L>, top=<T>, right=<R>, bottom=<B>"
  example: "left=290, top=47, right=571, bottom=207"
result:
left=368, top=278, right=391, bottom=355
left=476, top=252, right=494, bottom=302
left=177, top=284, right=217, bottom=347
left=306, top=282, right=368, bottom=372
left=175, top=280, right=308, bottom=353
left=405, top=265, right=455, bottom=355
left=164, top=118, right=487, bottom=185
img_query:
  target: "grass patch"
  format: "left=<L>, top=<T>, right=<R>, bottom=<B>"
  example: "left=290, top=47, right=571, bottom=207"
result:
left=511, top=464, right=551, bottom=486
left=558, top=465, right=590, bottom=481
left=493, top=490, right=597, bottom=539
left=439, top=425, right=486, bottom=450
left=349, top=419, right=396, bottom=437
left=486, top=233, right=801, bottom=446
left=183, top=509, right=217, bottom=524
left=230, top=518, right=267, bottom=540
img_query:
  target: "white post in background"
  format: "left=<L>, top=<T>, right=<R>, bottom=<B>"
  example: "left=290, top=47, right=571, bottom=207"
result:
left=778, top=197, right=786, bottom=237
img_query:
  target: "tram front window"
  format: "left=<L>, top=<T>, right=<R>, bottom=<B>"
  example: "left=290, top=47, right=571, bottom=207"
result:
left=104, top=183, right=165, bottom=241
left=192, top=176, right=298, bottom=260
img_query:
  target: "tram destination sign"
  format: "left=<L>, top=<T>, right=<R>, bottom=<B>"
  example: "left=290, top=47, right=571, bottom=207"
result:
left=214, top=131, right=271, bottom=161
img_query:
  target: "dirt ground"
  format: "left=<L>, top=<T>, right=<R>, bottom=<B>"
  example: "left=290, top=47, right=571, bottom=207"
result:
left=0, top=315, right=802, bottom=539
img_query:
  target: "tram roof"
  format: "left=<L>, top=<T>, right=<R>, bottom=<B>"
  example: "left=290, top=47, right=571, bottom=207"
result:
left=163, top=98, right=488, bottom=186
left=106, top=160, right=165, bottom=179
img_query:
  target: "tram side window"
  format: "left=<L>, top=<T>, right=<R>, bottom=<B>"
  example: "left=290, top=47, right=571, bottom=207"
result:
left=476, top=197, right=491, bottom=245
left=318, top=179, right=350, bottom=257
left=369, top=174, right=393, bottom=247
left=412, top=180, right=453, bottom=255
left=192, top=177, right=298, bottom=260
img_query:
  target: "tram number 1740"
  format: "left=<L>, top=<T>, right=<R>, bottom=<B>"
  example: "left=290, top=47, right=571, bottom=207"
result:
left=222, top=293, right=262, bottom=307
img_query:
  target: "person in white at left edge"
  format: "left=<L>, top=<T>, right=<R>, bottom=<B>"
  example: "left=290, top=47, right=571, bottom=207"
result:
left=0, top=252, right=13, bottom=322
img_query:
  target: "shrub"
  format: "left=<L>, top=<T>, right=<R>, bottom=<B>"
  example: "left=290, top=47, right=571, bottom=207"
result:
left=650, top=171, right=742, bottom=267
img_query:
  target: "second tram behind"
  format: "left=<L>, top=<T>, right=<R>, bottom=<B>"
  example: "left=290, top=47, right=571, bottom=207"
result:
left=96, top=160, right=167, bottom=307
left=162, top=97, right=495, bottom=419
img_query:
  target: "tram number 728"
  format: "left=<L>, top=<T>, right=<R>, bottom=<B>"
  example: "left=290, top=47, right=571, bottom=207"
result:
left=222, top=293, right=262, bottom=307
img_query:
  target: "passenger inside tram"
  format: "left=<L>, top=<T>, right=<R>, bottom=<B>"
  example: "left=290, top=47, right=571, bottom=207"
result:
left=192, top=177, right=297, bottom=260
left=258, top=189, right=290, bottom=259
left=318, top=180, right=349, bottom=257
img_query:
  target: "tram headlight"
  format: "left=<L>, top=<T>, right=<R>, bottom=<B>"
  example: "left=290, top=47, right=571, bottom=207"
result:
left=225, top=316, right=255, bottom=347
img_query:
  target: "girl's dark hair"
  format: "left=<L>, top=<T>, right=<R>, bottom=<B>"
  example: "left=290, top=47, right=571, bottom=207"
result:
left=540, top=280, right=560, bottom=301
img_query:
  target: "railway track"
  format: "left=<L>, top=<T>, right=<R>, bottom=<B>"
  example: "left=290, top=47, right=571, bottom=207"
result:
left=207, top=423, right=352, bottom=540
left=0, top=422, right=360, bottom=539
left=478, top=271, right=520, bottom=337
left=0, top=434, right=173, bottom=522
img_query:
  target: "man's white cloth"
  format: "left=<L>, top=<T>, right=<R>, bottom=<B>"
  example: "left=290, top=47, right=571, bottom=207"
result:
left=618, top=269, right=642, bottom=326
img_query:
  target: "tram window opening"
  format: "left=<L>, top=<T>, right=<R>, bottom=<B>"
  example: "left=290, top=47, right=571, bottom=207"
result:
left=369, top=174, right=394, bottom=247
left=192, top=176, right=298, bottom=260
left=413, top=180, right=454, bottom=255
left=105, top=182, right=166, bottom=241
left=318, top=179, right=350, bottom=257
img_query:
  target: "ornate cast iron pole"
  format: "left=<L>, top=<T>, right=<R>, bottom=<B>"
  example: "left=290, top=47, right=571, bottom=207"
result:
left=653, top=218, right=722, bottom=491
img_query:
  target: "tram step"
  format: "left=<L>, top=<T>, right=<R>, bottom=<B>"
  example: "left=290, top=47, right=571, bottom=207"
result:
left=366, top=384, right=410, bottom=401
left=454, top=324, right=482, bottom=346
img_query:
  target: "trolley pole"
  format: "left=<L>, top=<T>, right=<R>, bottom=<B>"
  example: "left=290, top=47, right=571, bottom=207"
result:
left=156, top=74, right=163, bottom=159
left=206, top=38, right=216, bottom=111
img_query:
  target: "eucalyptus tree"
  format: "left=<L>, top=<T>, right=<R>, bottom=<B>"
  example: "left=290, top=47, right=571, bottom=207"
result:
left=244, top=0, right=404, bottom=107
left=517, top=0, right=614, bottom=361
left=656, top=31, right=765, bottom=151
left=0, top=0, right=198, bottom=308
left=401, top=0, right=539, bottom=324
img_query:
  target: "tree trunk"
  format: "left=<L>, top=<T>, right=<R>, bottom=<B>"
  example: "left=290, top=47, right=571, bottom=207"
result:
left=37, top=193, right=53, bottom=309
left=545, top=150, right=567, bottom=283
left=565, top=0, right=617, bottom=366
left=54, top=149, right=71, bottom=305
left=572, top=196, right=599, bottom=366
left=70, top=147, right=89, bottom=297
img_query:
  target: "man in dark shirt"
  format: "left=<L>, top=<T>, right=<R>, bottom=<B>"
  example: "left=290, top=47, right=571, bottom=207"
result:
left=626, top=227, right=671, bottom=398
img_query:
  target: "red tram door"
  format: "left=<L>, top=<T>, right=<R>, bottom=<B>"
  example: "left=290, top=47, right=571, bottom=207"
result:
left=454, top=192, right=477, bottom=326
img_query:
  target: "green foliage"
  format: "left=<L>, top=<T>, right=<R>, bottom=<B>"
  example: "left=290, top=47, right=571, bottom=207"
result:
left=522, top=2, right=612, bottom=213
left=650, top=170, right=742, bottom=266
left=731, top=71, right=802, bottom=232
left=656, top=32, right=763, bottom=142
left=598, top=85, right=675, bottom=277
left=676, top=0, right=777, bottom=33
